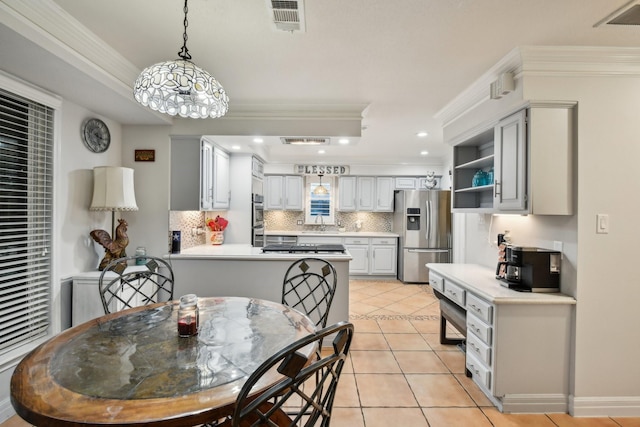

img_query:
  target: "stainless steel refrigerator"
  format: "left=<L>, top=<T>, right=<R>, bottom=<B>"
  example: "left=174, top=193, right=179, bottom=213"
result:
left=393, top=190, right=452, bottom=283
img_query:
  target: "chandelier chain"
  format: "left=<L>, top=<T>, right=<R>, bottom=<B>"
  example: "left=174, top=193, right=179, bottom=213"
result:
left=178, top=0, right=192, bottom=61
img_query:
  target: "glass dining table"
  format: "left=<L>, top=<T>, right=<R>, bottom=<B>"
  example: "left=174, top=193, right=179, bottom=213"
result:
left=10, top=296, right=317, bottom=426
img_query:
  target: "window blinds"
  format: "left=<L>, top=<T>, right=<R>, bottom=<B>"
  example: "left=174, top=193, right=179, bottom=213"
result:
left=0, top=89, right=53, bottom=354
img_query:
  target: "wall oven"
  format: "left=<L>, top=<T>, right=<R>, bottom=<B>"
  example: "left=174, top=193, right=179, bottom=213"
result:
left=252, top=194, right=264, bottom=247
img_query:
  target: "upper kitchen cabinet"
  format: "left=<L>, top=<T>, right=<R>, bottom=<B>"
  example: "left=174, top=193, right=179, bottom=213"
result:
left=338, top=176, right=394, bottom=212
left=212, top=147, right=230, bottom=209
left=265, top=175, right=303, bottom=210
left=451, top=105, right=573, bottom=215
left=170, top=136, right=230, bottom=211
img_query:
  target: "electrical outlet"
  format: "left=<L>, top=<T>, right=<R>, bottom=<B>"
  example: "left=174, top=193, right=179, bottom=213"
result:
left=297, top=220, right=303, bottom=225
left=337, top=220, right=342, bottom=227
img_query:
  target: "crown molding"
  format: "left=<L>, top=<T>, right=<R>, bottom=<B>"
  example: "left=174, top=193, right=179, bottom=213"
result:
left=435, top=46, right=640, bottom=127
left=224, top=103, right=368, bottom=120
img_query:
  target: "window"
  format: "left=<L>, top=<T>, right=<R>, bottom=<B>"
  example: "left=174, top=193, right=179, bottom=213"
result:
left=0, top=88, right=53, bottom=356
left=305, top=176, right=335, bottom=225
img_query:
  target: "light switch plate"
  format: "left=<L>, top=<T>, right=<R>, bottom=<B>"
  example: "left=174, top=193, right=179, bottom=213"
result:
left=596, top=214, right=609, bottom=234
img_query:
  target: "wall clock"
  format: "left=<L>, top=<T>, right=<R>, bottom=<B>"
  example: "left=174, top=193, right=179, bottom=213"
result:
left=81, top=118, right=111, bottom=153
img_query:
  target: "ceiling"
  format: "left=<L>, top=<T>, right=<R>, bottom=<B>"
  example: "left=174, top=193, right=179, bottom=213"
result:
left=1, top=0, right=639, bottom=166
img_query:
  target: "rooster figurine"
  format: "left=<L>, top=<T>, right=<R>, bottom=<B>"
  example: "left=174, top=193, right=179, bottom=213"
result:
left=90, top=218, right=130, bottom=271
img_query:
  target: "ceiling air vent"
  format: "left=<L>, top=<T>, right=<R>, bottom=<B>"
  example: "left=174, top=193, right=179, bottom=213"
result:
left=281, top=137, right=329, bottom=145
left=266, top=0, right=306, bottom=32
left=595, top=0, right=640, bottom=26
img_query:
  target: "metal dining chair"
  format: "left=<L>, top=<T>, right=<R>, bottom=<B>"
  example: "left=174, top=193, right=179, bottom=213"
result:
left=98, top=254, right=175, bottom=314
left=221, top=321, right=354, bottom=427
left=281, top=258, right=338, bottom=329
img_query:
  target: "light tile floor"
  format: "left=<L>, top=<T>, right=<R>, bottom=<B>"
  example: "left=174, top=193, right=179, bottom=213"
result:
left=330, top=279, right=640, bottom=427
left=4, top=279, right=640, bottom=427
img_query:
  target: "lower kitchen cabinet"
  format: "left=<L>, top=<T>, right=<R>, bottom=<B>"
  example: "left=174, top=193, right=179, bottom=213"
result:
left=344, top=236, right=397, bottom=276
left=343, top=238, right=369, bottom=274
left=428, top=264, right=575, bottom=414
left=282, top=233, right=398, bottom=276
left=370, top=237, right=397, bottom=274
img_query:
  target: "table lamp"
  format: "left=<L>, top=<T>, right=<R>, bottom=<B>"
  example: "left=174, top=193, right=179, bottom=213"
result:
left=90, top=166, right=138, bottom=236
left=90, top=167, right=138, bottom=269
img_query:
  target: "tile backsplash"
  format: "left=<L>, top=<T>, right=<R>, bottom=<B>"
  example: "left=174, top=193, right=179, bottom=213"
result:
left=264, top=211, right=392, bottom=233
left=169, top=210, right=394, bottom=250
left=169, top=210, right=227, bottom=250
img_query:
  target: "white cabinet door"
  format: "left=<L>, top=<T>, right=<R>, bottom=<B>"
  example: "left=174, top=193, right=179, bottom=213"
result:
left=494, top=110, right=527, bottom=211
left=395, top=177, right=417, bottom=189
left=345, top=244, right=369, bottom=274
left=357, top=177, right=375, bottom=211
left=212, top=147, right=230, bottom=209
left=338, top=176, right=357, bottom=211
left=265, top=175, right=284, bottom=210
left=371, top=244, right=397, bottom=275
left=284, top=175, right=303, bottom=210
left=200, top=140, right=214, bottom=210
left=375, top=177, right=394, bottom=212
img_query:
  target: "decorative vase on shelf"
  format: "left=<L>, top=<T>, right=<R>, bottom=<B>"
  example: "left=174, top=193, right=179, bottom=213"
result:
left=210, top=231, right=224, bottom=245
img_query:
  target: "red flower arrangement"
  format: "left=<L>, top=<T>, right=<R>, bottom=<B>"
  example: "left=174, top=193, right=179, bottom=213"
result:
left=206, top=216, right=229, bottom=232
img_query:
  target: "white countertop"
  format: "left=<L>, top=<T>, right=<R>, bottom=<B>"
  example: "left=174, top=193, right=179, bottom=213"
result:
left=165, top=244, right=353, bottom=261
left=427, top=263, right=576, bottom=305
left=266, top=230, right=399, bottom=238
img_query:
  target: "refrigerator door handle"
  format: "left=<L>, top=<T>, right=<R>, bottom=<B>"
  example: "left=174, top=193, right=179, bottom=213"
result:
left=407, top=249, right=449, bottom=253
left=426, top=199, right=432, bottom=242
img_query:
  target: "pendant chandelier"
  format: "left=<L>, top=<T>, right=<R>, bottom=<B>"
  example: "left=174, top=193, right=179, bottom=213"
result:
left=313, top=174, right=329, bottom=195
left=133, top=0, right=229, bottom=119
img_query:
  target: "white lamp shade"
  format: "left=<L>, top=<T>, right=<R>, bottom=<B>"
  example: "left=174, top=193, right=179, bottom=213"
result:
left=90, top=166, right=138, bottom=211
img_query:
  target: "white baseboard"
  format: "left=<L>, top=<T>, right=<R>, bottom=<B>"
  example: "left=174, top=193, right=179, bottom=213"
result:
left=501, top=394, right=568, bottom=413
left=0, top=397, right=17, bottom=424
left=570, top=395, right=640, bottom=417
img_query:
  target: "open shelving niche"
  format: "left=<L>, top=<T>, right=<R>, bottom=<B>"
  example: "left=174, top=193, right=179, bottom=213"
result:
left=452, top=126, right=495, bottom=212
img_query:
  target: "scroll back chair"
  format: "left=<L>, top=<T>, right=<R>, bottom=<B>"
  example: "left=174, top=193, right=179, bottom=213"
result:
left=281, top=258, right=337, bottom=329
left=98, top=255, right=175, bottom=314
left=224, top=321, right=354, bottom=427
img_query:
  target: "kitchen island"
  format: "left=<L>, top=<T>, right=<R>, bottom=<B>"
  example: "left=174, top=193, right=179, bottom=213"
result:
left=165, top=244, right=351, bottom=327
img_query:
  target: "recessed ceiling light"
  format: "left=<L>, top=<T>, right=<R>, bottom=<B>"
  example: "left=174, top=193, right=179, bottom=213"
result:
left=253, top=137, right=264, bottom=143
left=416, top=131, right=428, bottom=137
left=231, top=145, right=241, bottom=150
left=420, top=150, right=429, bottom=156
left=338, top=138, right=350, bottom=145
left=318, top=149, right=325, bottom=154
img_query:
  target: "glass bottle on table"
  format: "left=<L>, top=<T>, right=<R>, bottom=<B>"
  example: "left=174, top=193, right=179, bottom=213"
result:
left=177, top=294, right=199, bottom=337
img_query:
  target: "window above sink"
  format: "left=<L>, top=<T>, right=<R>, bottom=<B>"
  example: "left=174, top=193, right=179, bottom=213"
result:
left=304, top=175, right=335, bottom=225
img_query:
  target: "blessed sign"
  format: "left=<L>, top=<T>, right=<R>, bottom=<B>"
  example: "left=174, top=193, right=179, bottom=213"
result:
left=295, top=165, right=350, bottom=175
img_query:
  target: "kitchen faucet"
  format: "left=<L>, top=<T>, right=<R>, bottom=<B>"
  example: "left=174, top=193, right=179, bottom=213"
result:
left=315, top=214, right=326, bottom=231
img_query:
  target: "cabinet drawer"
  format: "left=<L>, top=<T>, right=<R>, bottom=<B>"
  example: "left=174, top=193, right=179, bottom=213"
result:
left=466, top=352, right=491, bottom=392
left=467, top=313, right=492, bottom=345
left=466, top=293, right=493, bottom=325
left=370, top=237, right=396, bottom=245
left=466, top=332, right=491, bottom=366
left=343, top=237, right=368, bottom=245
left=429, top=273, right=444, bottom=293
left=443, top=281, right=466, bottom=307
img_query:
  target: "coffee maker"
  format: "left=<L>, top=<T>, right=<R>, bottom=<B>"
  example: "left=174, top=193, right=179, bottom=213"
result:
left=496, top=246, right=561, bottom=292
